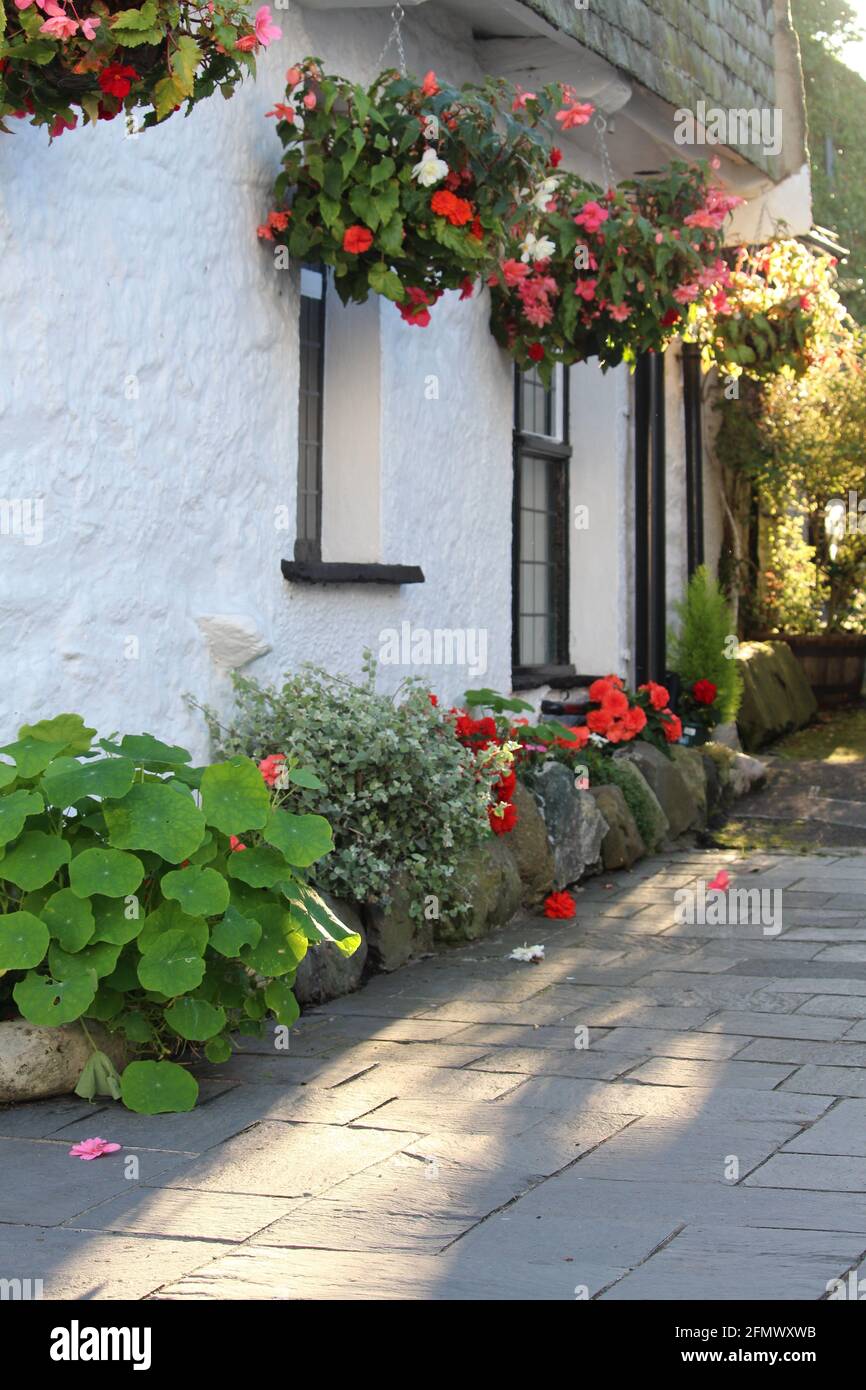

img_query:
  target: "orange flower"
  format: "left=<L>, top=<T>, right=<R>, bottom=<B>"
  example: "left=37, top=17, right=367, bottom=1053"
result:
left=343, top=225, right=374, bottom=254
left=623, top=705, right=647, bottom=735
left=586, top=709, right=610, bottom=735
left=600, top=689, right=629, bottom=719
left=430, top=190, right=475, bottom=226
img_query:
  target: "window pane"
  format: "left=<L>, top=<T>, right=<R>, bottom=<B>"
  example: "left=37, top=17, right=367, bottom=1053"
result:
left=296, top=264, right=326, bottom=559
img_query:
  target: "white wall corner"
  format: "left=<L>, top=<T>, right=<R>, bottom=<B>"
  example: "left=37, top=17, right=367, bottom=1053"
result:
left=196, top=615, right=272, bottom=672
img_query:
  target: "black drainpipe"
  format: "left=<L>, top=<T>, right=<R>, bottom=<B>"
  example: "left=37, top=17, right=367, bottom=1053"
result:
left=634, top=352, right=667, bottom=685
left=682, top=342, right=705, bottom=575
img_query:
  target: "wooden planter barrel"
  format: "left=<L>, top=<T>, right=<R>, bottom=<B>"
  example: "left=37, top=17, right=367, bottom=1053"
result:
left=783, top=634, right=866, bottom=707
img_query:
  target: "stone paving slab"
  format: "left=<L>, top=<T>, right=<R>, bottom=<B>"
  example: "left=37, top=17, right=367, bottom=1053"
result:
left=7, top=845, right=866, bottom=1301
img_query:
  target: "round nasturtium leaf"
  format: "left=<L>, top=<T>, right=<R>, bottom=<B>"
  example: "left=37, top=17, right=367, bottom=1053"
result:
left=90, top=896, right=142, bottom=946
left=41, top=755, right=136, bottom=807
left=1, top=830, right=71, bottom=890
left=226, top=845, right=291, bottom=889
left=115, top=1010, right=154, bottom=1044
left=41, top=889, right=95, bottom=953
left=138, top=901, right=208, bottom=955
left=0, top=763, right=17, bottom=789
left=241, top=904, right=307, bottom=977
left=13, top=970, right=96, bottom=1026
left=0, top=910, right=50, bottom=970
left=69, top=847, right=144, bottom=899
left=164, top=997, right=227, bottom=1041
left=119, top=734, right=192, bottom=765
left=200, top=756, right=270, bottom=836
left=262, top=809, right=333, bottom=867
left=103, top=782, right=206, bottom=863
left=264, top=977, right=300, bottom=1027
left=161, top=865, right=230, bottom=918
left=120, top=1060, right=199, bottom=1114
left=204, top=1035, right=232, bottom=1064
left=19, top=713, right=96, bottom=754
left=0, top=737, right=68, bottom=780
left=86, top=986, right=125, bottom=1022
left=210, top=904, right=262, bottom=958
left=48, top=939, right=121, bottom=981
left=0, top=790, right=46, bottom=849
left=137, top=929, right=206, bottom=994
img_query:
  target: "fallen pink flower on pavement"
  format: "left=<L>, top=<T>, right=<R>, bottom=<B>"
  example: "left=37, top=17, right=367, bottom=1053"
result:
left=69, top=1137, right=122, bottom=1161
left=707, top=869, right=730, bottom=891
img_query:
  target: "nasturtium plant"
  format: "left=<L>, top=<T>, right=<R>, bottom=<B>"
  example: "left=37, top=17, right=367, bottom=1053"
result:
left=0, top=0, right=282, bottom=140
left=0, top=713, right=355, bottom=1113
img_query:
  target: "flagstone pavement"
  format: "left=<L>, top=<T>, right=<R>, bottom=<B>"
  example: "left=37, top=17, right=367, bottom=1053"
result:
left=6, top=846, right=866, bottom=1301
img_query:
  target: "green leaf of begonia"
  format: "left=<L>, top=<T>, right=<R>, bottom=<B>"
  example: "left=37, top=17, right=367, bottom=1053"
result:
left=103, top=782, right=206, bottom=862
left=1, top=831, right=71, bottom=890
left=262, top=809, right=333, bottom=867
left=164, top=997, right=226, bottom=1041
left=226, top=845, right=290, bottom=888
left=41, top=888, right=95, bottom=952
left=200, top=756, right=270, bottom=835
left=161, top=865, right=229, bottom=917
left=13, top=970, right=96, bottom=1025
left=0, top=789, right=45, bottom=847
left=69, top=847, right=144, bottom=898
left=0, top=910, right=50, bottom=969
left=42, top=756, right=136, bottom=806
left=120, top=1060, right=198, bottom=1114
left=137, top=930, right=206, bottom=994
left=209, top=904, right=261, bottom=957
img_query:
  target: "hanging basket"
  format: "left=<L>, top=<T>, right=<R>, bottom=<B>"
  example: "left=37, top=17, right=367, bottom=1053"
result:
left=0, top=1, right=281, bottom=137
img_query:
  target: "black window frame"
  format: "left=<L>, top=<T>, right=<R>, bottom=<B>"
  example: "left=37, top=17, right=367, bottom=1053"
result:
left=294, top=263, right=327, bottom=564
left=511, top=365, right=575, bottom=690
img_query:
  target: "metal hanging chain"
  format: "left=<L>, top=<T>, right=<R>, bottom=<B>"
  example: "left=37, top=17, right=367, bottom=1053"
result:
left=375, top=3, right=407, bottom=76
left=594, top=112, right=617, bottom=193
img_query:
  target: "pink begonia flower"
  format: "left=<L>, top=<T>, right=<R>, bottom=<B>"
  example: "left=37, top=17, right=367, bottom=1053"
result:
left=80, top=15, right=100, bottom=39
left=259, top=753, right=287, bottom=787
left=555, top=101, right=594, bottom=129
left=609, top=302, right=631, bottom=322
left=499, top=258, right=530, bottom=287
left=708, top=869, right=730, bottom=892
left=254, top=6, right=282, bottom=46
left=41, top=14, right=78, bottom=36
left=673, top=282, right=699, bottom=305
left=654, top=232, right=665, bottom=244
left=69, top=1137, right=121, bottom=1161
left=574, top=200, right=609, bottom=234
left=256, top=223, right=275, bottom=240
left=420, top=70, right=440, bottom=96
left=575, top=278, right=598, bottom=302
left=285, top=66, right=302, bottom=87
left=266, top=103, right=295, bottom=121
left=229, top=835, right=247, bottom=852
left=511, top=89, right=536, bottom=111
left=303, top=91, right=316, bottom=109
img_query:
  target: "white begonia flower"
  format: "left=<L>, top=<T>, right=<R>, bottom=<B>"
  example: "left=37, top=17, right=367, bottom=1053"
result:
left=520, top=232, right=557, bottom=263
left=412, top=147, right=449, bottom=187
left=509, top=943, right=545, bottom=963
left=531, top=176, right=561, bottom=211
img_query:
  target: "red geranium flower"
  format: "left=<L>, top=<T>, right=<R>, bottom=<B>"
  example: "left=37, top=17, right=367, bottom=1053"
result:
left=544, top=890, right=576, bottom=919
left=662, top=711, right=683, bottom=743
left=343, top=225, right=374, bottom=254
left=639, top=680, right=670, bottom=711
left=586, top=708, right=611, bottom=735
left=430, top=190, right=475, bottom=226
left=98, top=64, right=138, bottom=99
left=495, top=769, right=517, bottom=802
left=693, top=679, right=718, bottom=705
left=527, top=343, right=545, bottom=362
left=489, top=800, right=517, bottom=834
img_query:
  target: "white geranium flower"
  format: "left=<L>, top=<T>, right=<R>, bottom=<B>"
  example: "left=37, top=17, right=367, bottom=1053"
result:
left=509, top=943, right=545, bottom=963
left=412, top=147, right=449, bottom=187
left=520, top=232, right=557, bottom=263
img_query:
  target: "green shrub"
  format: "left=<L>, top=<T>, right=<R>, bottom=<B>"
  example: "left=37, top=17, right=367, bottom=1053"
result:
left=0, top=713, right=353, bottom=1113
left=669, top=566, right=743, bottom=722
left=193, top=658, right=495, bottom=919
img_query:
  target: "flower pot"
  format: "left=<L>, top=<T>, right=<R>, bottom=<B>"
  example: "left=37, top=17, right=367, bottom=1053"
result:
left=679, top=723, right=710, bottom=747
left=782, top=634, right=866, bottom=708
left=0, top=1020, right=127, bottom=1105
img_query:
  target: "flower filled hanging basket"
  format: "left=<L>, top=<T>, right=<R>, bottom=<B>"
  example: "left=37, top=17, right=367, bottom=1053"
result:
left=0, top=0, right=282, bottom=137
left=259, top=59, right=748, bottom=378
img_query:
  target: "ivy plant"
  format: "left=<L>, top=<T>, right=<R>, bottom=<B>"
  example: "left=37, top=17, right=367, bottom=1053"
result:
left=0, top=713, right=357, bottom=1113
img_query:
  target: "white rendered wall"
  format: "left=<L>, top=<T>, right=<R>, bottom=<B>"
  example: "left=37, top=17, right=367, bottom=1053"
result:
left=0, top=4, right=517, bottom=758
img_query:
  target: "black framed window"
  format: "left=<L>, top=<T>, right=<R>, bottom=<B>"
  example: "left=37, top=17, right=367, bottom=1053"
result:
left=295, top=264, right=326, bottom=563
left=512, top=365, right=572, bottom=686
